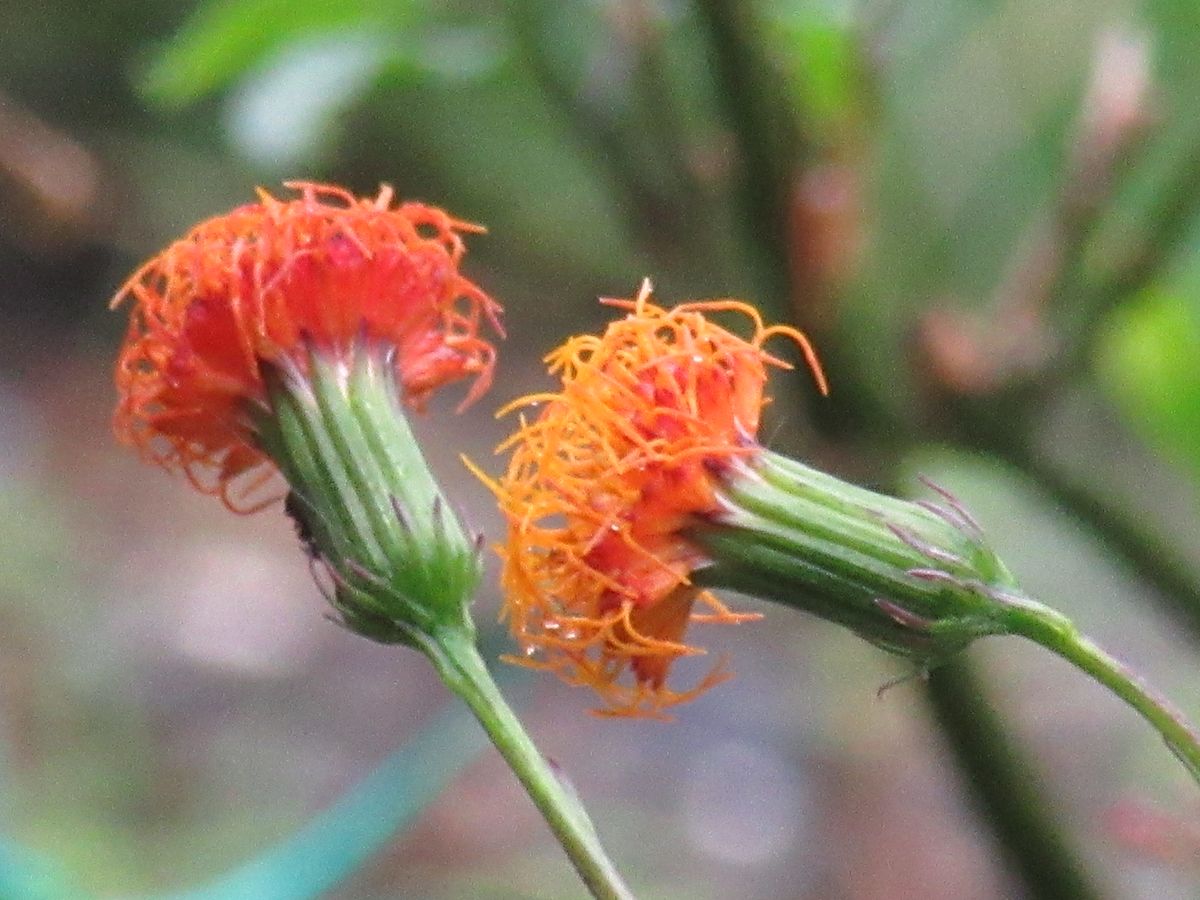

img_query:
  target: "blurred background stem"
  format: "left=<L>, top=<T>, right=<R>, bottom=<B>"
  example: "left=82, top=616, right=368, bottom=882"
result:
left=690, top=1, right=1115, bottom=894
left=8, top=0, right=1200, bottom=895
left=988, top=427, right=1200, bottom=640
left=925, top=661, right=1099, bottom=900
left=694, top=0, right=803, bottom=303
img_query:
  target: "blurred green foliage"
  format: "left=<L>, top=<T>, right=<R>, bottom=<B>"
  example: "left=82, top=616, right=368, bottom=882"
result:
left=1098, top=290, right=1200, bottom=483
left=142, top=0, right=415, bottom=108
left=3, top=0, right=1200, bottom=897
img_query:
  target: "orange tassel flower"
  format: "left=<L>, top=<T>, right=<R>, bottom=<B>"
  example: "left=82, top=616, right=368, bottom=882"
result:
left=487, top=281, right=826, bottom=716
left=112, top=182, right=501, bottom=510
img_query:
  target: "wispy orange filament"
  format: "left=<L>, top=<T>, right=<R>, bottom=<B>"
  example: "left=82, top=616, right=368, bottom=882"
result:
left=112, top=182, right=501, bottom=510
left=488, top=280, right=825, bottom=717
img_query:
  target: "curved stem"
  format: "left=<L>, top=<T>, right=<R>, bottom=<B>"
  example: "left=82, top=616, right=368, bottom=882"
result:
left=1002, top=599, right=1200, bottom=784
left=998, top=430, right=1200, bottom=642
left=422, top=629, right=636, bottom=900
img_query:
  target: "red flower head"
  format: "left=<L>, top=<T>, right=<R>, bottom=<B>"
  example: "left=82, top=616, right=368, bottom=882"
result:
left=488, top=281, right=826, bottom=717
left=112, top=182, right=502, bottom=510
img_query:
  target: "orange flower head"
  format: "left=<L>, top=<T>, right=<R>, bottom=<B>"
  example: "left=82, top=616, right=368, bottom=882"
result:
left=488, top=280, right=826, bottom=717
left=112, top=182, right=502, bottom=511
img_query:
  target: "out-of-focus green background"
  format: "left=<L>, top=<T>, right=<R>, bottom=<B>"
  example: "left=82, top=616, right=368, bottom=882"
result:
left=2, top=1, right=1200, bottom=897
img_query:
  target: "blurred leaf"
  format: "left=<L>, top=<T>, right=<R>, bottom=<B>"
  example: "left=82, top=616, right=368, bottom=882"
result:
left=1145, top=0, right=1200, bottom=86
left=766, top=3, right=861, bottom=140
left=223, top=24, right=505, bottom=169
left=223, top=30, right=393, bottom=167
left=348, top=73, right=640, bottom=284
left=141, top=0, right=407, bottom=108
left=160, top=699, right=489, bottom=900
left=1096, top=290, right=1200, bottom=486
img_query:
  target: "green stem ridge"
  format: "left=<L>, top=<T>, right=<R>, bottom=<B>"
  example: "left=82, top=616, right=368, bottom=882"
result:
left=692, top=448, right=1200, bottom=785
left=252, top=338, right=634, bottom=898
left=256, top=340, right=480, bottom=640
left=693, top=450, right=1017, bottom=660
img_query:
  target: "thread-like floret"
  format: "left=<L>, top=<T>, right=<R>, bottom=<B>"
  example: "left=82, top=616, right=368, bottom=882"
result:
left=112, top=182, right=501, bottom=510
left=487, top=280, right=824, bottom=716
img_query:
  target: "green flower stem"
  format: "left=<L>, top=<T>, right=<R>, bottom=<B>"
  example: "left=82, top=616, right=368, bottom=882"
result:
left=254, top=339, right=634, bottom=898
left=421, top=628, right=635, bottom=900
left=998, top=599, right=1200, bottom=783
left=691, top=449, right=1200, bottom=786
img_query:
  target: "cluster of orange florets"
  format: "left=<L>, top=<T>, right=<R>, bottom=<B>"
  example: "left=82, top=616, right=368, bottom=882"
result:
left=110, top=182, right=828, bottom=718
left=112, top=182, right=501, bottom=510
left=489, top=281, right=826, bottom=716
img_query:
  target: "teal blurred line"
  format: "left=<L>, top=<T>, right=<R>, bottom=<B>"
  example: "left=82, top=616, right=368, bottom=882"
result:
left=162, top=699, right=490, bottom=900
left=0, top=839, right=84, bottom=900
